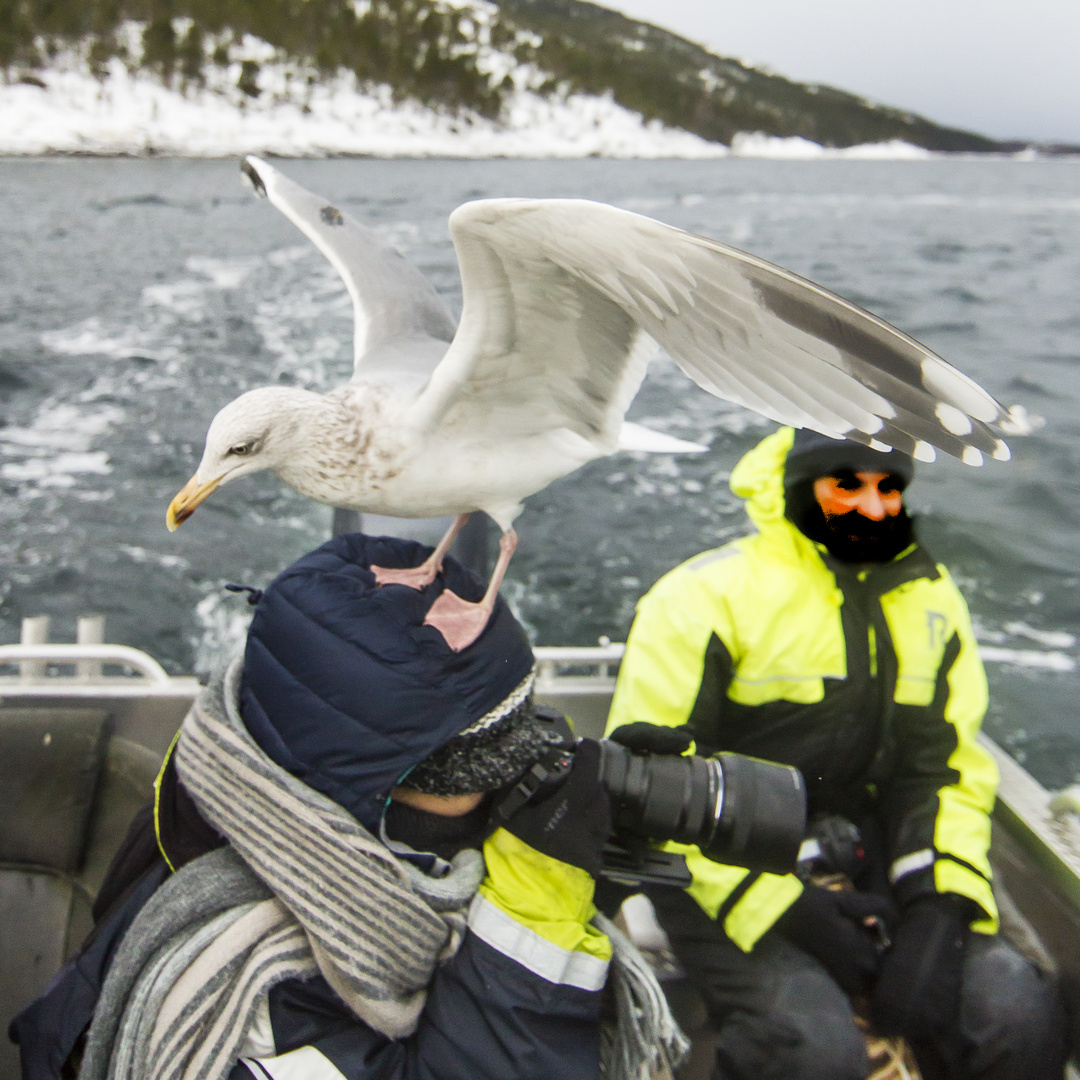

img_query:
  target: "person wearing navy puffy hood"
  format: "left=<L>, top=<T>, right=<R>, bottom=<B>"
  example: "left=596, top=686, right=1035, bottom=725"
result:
left=14, top=534, right=685, bottom=1080
left=238, top=533, right=555, bottom=850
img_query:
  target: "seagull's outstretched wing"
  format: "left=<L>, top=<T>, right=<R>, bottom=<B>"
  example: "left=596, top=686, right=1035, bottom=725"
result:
left=413, top=198, right=1009, bottom=465
left=242, top=156, right=457, bottom=379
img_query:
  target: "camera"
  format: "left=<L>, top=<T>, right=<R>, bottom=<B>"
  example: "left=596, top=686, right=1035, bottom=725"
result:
left=597, top=740, right=807, bottom=879
left=498, top=734, right=807, bottom=887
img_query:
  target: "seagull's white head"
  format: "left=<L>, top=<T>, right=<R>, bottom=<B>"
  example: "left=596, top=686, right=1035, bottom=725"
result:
left=166, top=386, right=324, bottom=531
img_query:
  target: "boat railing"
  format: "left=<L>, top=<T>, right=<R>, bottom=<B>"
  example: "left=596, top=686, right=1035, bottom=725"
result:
left=982, top=735, right=1080, bottom=903
left=533, top=640, right=625, bottom=693
left=0, top=616, right=197, bottom=697
left=4, top=618, right=1080, bottom=874
left=0, top=619, right=632, bottom=699
left=0, top=644, right=173, bottom=684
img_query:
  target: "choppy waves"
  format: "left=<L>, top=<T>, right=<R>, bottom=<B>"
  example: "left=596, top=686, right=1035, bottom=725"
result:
left=1, top=156, right=1078, bottom=785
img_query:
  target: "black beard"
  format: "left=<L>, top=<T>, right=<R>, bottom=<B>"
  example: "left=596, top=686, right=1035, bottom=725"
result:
left=786, top=480, right=915, bottom=564
left=818, top=507, right=914, bottom=563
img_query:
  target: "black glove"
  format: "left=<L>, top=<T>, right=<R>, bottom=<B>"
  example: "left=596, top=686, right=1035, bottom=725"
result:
left=497, top=739, right=611, bottom=877
left=608, top=722, right=694, bottom=756
left=775, top=885, right=896, bottom=997
left=871, top=894, right=972, bottom=1041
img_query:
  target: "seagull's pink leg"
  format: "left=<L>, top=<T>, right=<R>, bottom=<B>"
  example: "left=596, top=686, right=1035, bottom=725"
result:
left=423, top=528, right=518, bottom=652
left=371, top=513, right=470, bottom=589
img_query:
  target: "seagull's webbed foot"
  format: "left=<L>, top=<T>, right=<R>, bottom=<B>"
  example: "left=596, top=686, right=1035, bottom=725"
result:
left=372, top=563, right=439, bottom=590
left=371, top=513, right=470, bottom=590
left=422, top=590, right=498, bottom=652
left=424, top=528, right=518, bottom=652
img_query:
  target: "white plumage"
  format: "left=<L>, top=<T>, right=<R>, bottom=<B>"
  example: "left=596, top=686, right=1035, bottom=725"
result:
left=167, top=156, right=1009, bottom=648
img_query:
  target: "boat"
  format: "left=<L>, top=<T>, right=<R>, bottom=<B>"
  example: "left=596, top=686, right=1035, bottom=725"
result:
left=1, top=614, right=1077, bottom=1079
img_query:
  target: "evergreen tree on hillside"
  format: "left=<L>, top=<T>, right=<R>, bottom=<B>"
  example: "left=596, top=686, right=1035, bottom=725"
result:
left=1, top=0, right=505, bottom=114
left=0, top=0, right=1001, bottom=151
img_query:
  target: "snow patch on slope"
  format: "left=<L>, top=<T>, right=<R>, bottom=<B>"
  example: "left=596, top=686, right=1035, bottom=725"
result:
left=730, top=133, right=931, bottom=160
left=0, top=29, right=933, bottom=160
left=0, top=58, right=733, bottom=157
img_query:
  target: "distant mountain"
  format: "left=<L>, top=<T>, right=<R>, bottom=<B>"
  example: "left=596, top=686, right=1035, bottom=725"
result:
left=500, top=0, right=1001, bottom=151
left=0, top=0, right=1010, bottom=153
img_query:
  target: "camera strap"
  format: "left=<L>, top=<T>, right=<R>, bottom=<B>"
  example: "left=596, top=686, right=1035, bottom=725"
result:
left=493, top=743, right=574, bottom=823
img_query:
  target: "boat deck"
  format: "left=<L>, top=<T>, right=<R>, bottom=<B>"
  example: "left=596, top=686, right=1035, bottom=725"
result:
left=1, top=634, right=1077, bottom=1077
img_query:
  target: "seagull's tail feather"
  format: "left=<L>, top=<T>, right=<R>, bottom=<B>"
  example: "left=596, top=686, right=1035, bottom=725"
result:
left=618, top=422, right=708, bottom=454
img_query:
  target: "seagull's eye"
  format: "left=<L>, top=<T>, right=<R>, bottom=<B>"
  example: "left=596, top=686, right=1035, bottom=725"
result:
left=228, top=443, right=251, bottom=457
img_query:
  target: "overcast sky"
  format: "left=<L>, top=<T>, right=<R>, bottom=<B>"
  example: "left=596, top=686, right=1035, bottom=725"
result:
left=602, top=1, right=1080, bottom=144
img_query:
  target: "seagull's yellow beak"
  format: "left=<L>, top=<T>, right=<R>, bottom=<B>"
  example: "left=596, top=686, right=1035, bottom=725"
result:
left=166, top=474, right=221, bottom=531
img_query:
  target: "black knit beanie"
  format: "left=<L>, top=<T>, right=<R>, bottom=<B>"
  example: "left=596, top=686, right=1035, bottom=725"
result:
left=404, top=677, right=564, bottom=796
left=783, top=430, right=915, bottom=563
left=784, top=428, right=915, bottom=490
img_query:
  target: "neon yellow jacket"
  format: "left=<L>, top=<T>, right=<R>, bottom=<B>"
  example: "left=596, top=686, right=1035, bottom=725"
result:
left=606, top=427, right=998, bottom=951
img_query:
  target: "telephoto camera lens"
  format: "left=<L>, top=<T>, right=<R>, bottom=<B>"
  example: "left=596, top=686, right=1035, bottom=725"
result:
left=596, top=741, right=807, bottom=875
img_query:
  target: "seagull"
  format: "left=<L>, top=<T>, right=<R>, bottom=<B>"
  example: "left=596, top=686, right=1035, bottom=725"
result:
left=168, top=155, right=1009, bottom=651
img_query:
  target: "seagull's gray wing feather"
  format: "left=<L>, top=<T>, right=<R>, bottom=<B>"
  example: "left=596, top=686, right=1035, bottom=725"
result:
left=410, top=201, right=657, bottom=453
left=242, top=157, right=457, bottom=381
left=413, top=198, right=1009, bottom=466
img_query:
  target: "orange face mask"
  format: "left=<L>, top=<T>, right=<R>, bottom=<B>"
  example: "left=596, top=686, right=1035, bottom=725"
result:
left=813, top=471, right=904, bottom=522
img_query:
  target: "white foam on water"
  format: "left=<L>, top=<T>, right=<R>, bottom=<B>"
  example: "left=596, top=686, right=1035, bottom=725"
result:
left=250, top=255, right=352, bottom=387
left=143, top=255, right=264, bottom=317
left=1003, top=622, right=1077, bottom=650
left=120, top=544, right=191, bottom=571
left=266, top=245, right=314, bottom=268
left=142, top=279, right=216, bottom=317
left=711, top=409, right=774, bottom=437
left=42, top=252, right=270, bottom=401
left=0, top=450, right=112, bottom=484
left=0, top=403, right=124, bottom=452
left=975, top=619, right=1077, bottom=675
left=186, top=256, right=261, bottom=289
left=373, top=221, right=423, bottom=254
left=41, top=317, right=183, bottom=363
left=0, top=402, right=124, bottom=491
left=192, top=589, right=254, bottom=674
left=978, top=646, right=1076, bottom=673
left=998, top=405, right=1046, bottom=436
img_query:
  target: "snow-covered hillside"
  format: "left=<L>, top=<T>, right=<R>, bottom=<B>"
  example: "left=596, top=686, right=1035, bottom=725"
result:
left=0, top=2, right=992, bottom=157
left=1, top=55, right=723, bottom=157
left=0, top=57, right=939, bottom=158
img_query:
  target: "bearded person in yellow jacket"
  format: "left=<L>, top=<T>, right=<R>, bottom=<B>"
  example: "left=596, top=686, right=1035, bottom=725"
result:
left=606, top=427, right=1067, bottom=1080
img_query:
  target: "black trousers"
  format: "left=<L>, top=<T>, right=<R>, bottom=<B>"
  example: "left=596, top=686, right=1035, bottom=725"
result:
left=649, top=889, right=1068, bottom=1080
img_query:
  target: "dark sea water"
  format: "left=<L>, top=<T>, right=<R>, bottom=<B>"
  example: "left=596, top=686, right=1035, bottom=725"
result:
left=1, top=157, right=1079, bottom=786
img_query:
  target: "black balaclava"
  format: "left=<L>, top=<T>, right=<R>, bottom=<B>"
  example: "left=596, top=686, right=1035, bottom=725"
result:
left=383, top=797, right=493, bottom=860
left=385, top=687, right=564, bottom=858
left=784, top=430, right=916, bottom=565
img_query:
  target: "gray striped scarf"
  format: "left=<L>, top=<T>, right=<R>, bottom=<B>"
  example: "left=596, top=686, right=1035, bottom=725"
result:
left=81, top=656, right=687, bottom=1080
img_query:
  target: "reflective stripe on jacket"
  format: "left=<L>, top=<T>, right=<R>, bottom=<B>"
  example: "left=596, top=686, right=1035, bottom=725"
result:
left=606, top=427, right=998, bottom=951
left=234, top=828, right=610, bottom=1080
